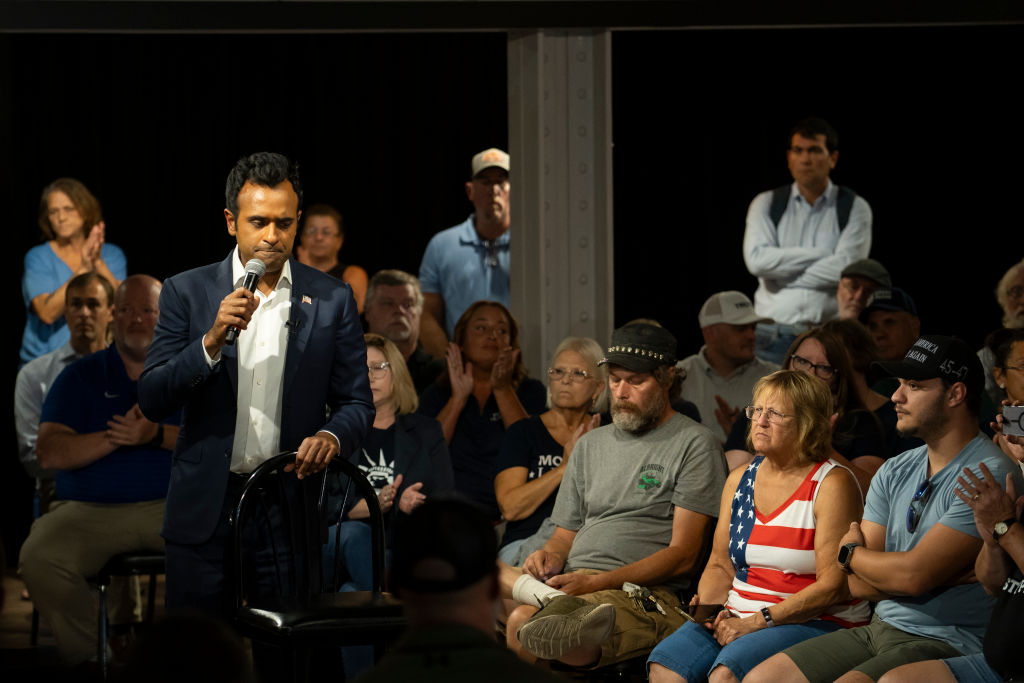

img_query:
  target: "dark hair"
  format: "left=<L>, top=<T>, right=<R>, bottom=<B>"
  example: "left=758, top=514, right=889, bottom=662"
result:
left=939, top=376, right=983, bottom=417
left=65, top=272, right=114, bottom=308
left=225, top=152, right=302, bottom=214
left=302, top=203, right=344, bottom=236
left=789, top=117, right=839, bottom=154
left=783, top=326, right=862, bottom=417
left=821, top=319, right=879, bottom=376
left=448, top=300, right=527, bottom=389
left=37, top=178, right=102, bottom=240
left=989, top=328, right=1024, bottom=368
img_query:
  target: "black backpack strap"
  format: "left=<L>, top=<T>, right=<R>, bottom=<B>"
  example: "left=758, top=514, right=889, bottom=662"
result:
left=768, top=185, right=791, bottom=227
left=835, top=186, right=857, bottom=231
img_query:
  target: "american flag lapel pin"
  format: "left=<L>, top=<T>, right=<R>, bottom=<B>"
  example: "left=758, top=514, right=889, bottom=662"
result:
left=302, top=295, right=312, bottom=305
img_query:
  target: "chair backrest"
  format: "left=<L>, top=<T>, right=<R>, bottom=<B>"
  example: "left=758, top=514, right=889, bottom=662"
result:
left=229, top=451, right=388, bottom=611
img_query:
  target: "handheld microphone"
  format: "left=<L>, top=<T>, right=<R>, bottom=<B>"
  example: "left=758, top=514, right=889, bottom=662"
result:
left=225, top=258, right=267, bottom=346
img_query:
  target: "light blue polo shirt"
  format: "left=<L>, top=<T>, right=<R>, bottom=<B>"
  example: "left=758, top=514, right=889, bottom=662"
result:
left=864, top=434, right=1024, bottom=655
left=418, top=215, right=510, bottom=335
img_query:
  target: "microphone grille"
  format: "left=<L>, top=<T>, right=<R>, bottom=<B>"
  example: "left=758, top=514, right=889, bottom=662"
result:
left=244, top=259, right=267, bottom=278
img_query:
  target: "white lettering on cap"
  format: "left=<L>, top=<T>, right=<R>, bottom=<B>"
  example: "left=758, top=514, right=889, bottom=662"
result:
left=907, top=350, right=929, bottom=363
left=913, top=339, right=939, bottom=353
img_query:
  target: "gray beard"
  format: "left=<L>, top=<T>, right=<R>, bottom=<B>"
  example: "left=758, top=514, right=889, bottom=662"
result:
left=611, top=390, right=667, bottom=436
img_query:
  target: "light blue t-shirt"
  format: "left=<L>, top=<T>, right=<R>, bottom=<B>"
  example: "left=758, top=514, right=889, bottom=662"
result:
left=20, top=242, right=127, bottom=363
left=864, top=434, right=1024, bottom=655
left=418, top=215, right=510, bottom=335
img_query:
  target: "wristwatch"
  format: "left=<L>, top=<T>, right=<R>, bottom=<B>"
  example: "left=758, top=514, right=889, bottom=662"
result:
left=993, top=517, right=1017, bottom=542
left=760, top=606, right=775, bottom=627
left=838, top=542, right=860, bottom=573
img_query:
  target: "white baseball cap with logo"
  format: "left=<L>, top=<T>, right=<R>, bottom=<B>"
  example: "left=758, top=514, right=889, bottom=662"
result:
left=471, top=148, right=510, bottom=177
left=698, top=291, right=774, bottom=327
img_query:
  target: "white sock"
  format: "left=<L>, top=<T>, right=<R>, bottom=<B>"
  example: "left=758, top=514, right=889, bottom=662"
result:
left=512, top=574, right=567, bottom=608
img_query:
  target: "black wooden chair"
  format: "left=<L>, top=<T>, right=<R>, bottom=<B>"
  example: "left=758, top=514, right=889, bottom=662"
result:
left=229, top=451, right=405, bottom=682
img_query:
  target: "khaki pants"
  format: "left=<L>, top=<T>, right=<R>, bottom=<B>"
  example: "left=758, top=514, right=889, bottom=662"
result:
left=572, top=570, right=688, bottom=667
left=19, top=499, right=165, bottom=664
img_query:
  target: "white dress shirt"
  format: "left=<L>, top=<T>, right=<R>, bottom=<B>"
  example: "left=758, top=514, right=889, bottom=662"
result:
left=743, top=180, right=872, bottom=325
left=204, top=247, right=292, bottom=473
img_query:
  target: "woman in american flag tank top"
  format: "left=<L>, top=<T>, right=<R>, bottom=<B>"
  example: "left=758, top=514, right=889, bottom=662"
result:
left=649, top=370, right=870, bottom=683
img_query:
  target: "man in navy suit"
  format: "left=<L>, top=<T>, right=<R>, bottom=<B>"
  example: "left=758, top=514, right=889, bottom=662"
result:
left=138, top=152, right=374, bottom=612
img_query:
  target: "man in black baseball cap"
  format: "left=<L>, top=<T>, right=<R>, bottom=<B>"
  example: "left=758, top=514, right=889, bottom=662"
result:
left=749, top=335, right=1024, bottom=681
left=498, top=322, right=726, bottom=669
left=860, top=287, right=921, bottom=361
left=837, top=258, right=891, bottom=320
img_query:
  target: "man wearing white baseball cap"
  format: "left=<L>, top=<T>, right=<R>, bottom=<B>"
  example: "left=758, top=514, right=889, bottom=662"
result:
left=677, top=291, right=778, bottom=443
left=419, top=148, right=512, bottom=353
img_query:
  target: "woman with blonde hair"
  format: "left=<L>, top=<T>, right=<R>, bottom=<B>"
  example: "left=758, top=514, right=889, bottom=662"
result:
left=329, top=333, right=454, bottom=592
left=649, top=370, right=868, bottom=683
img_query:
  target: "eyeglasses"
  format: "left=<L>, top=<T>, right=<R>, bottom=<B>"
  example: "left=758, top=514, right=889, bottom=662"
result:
left=367, top=361, right=390, bottom=379
left=905, top=479, right=933, bottom=533
left=790, top=354, right=838, bottom=380
left=548, top=367, right=593, bottom=384
left=302, top=226, right=339, bottom=238
left=744, top=405, right=791, bottom=424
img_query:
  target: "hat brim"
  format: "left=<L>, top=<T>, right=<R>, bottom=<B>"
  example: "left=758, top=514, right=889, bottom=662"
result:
left=599, top=353, right=668, bottom=373
left=871, top=359, right=937, bottom=381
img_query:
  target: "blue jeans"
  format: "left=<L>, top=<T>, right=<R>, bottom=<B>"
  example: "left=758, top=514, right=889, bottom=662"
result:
left=755, top=322, right=810, bottom=365
left=323, top=521, right=388, bottom=679
left=944, top=654, right=1002, bottom=683
left=648, top=618, right=843, bottom=682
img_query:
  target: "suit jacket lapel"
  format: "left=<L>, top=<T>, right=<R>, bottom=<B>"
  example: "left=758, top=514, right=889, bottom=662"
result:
left=284, top=262, right=315, bottom=399
left=208, top=252, right=239, bottom=397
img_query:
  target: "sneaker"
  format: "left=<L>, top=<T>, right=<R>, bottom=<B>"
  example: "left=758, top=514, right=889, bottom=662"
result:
left=517, top=595, right=616, bottom=660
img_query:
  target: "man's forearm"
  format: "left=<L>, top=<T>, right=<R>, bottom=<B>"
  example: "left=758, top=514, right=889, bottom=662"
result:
left=38, top=428, right=116, bottom=470
left=589, top=545, right=693, bottom=592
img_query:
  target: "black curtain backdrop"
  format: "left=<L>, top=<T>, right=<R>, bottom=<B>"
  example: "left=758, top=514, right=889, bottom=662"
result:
left=1, top=24, right=1020, bottom=561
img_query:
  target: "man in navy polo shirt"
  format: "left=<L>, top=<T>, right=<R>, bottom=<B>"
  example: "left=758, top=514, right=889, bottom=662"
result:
left=20, top=274, right=179, bottom=665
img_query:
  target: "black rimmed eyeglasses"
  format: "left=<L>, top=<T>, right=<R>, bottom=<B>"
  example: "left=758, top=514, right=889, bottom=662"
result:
left=906, top=479, right=933, bottom=533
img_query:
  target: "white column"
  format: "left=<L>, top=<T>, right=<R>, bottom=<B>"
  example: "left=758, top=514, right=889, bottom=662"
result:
left=507, top=28, right=614, bottom=376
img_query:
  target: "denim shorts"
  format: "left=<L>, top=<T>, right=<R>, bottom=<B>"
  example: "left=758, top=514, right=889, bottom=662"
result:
left=647, top=618, right=842, bottom=682
left=944, top=654, right=1002, bottom=683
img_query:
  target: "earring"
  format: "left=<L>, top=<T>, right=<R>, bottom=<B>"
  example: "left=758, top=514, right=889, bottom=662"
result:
left=999, top=383, right=1006, bottom=389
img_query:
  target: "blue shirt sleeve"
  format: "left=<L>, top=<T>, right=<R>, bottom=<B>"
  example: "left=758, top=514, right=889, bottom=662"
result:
left=101, top=243, right=127, bottom=280
left=23, top=245, right=62, bottom=308
left=418, top=235, right=442, bottom=294
left=40, top=363, right=87, bottom=433
left=863, top=458, right=893, bottom=528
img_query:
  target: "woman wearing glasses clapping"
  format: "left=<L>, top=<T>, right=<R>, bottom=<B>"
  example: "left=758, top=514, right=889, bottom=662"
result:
left=493, top=337, right=607, bottom=565
left=648, top=370, right=868, bottom=683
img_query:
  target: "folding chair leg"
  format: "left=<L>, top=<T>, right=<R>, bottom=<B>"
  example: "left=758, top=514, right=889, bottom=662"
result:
left=98, top=583, right=109, bottom=680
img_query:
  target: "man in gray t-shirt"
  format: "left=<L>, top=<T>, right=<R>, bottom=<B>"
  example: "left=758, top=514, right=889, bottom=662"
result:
left=499, top=323, right=727, bottom=668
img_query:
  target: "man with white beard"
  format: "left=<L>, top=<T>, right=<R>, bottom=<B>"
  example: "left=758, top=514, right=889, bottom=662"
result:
left=496, top=323, right=728, bottom=669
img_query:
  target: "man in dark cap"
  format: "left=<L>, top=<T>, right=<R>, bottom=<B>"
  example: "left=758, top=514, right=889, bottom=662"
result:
left=748, top=335, right=1024, bottom=683
left=860, top=286, right=921, bottom=362
left=498, top=323, right=727, bottom=669
left=836, top=258, right=891, bottom=321
left=357, top=499, right=563, bottom=682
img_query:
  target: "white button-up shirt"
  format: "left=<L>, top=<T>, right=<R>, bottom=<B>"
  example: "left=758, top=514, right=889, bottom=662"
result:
left=204, top=247, right=292, bottom=473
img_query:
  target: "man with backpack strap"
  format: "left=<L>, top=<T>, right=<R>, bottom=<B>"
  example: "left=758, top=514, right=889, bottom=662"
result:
left=743, top=117, right=873, bottom=364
